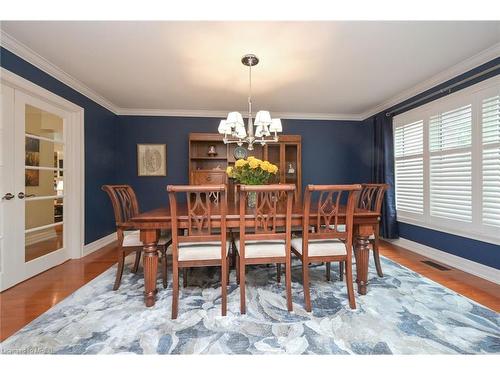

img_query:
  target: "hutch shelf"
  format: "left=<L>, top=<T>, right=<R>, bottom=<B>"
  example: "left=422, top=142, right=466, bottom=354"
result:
left=189, top=133, right=302, bottom=202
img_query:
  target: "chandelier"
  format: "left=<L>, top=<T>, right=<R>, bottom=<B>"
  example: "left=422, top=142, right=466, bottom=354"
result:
left=218, top=54, right=282, bottom=150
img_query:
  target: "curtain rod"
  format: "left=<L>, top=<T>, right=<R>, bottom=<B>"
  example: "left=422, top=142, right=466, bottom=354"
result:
left=385, top=63, right=500, bottom=117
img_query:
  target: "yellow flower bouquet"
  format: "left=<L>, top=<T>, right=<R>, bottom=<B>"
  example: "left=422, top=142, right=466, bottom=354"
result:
left=226, top=156, right=278, bottom=185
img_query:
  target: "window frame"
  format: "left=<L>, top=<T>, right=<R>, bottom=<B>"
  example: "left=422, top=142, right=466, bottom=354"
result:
left=393, top=75, right=500, bottom=246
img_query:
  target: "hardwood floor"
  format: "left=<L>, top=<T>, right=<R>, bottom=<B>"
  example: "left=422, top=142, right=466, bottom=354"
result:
left=1, top=239, right=498, bottom=341
left=0, top=241, right=119, bottom=341
left=378, top=241, right=500, bottom=312
left=25, top=231, right=64, bottom=262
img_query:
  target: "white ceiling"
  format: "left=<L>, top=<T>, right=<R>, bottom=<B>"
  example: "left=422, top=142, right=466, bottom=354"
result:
left=1, top=21, right=499, bottom=118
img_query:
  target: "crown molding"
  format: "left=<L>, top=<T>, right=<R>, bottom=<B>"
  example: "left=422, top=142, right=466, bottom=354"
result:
left=0, top=29, right=364, bottom=122
left=263, top=111, right=363, bottom=121
left=360, top=42, right=500, bottom=120
left=2, top=29, right=498, bottom=123
left=0, top=30, right=119, bottom=114
left=116, top=108, right=228, bottom=118
left=117, top=107, right=364, bottom=121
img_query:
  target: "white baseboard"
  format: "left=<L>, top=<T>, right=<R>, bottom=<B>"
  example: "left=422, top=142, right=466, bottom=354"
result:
left=25, top=229, right=57, bottom=246
left=388, top=237, right=500, bottom=285
left=82, top=232, right=117, bottom=257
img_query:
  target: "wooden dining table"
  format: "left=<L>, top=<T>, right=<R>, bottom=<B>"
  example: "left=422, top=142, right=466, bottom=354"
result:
left=131, top=201, right=380, bottom=307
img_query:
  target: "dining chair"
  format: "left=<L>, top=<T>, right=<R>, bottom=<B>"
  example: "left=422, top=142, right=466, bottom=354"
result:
left=102, top=185, right=171, bottom=290
left=337, top=183, right=389, bottom=281
left=235, top=184, right=295, bottom=314
left=291, top=184, right=361, bottom=311
left=357, top=183, right=388, bottom=277
left=180, top=184, right=228, bottom=288
left=167, top=184, right=229, bottom=319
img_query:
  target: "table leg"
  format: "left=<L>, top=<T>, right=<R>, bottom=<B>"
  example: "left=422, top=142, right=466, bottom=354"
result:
left=141, top=230, right=159, bottom=307
left=354, top=225, right=372, bottom=295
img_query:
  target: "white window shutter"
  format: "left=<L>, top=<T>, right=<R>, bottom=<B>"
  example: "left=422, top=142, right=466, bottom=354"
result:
left=393, top=77, right=500, bottom=245
left=430, top=152, right=472, bottom=221
left=394, top=120, right=424, bottom=214
left=429, top=105, right=472, bottom=222
left=482, top=95, right=500, bottom=227
left=429, top=105, right=472, bottom=151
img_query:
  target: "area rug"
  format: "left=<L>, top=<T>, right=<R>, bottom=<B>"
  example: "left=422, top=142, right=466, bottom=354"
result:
left=1, top=255, right=499, bottom=354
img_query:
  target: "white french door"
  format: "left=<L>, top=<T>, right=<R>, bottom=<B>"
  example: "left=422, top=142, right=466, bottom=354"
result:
left=0, top=81, right=81, bottom=291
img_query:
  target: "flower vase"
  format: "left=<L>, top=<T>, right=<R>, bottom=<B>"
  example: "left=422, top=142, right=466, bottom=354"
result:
left=247, top=191, right=257, bottom=208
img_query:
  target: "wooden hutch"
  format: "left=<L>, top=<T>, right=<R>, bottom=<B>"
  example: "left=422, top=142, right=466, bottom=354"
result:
left=189, top=133, right=302, bottom=201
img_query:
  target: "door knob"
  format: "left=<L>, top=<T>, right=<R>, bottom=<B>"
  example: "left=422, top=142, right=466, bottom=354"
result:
left=2, top=193, right=14, bottom=200
left=17, top=192, right=35, bottom=199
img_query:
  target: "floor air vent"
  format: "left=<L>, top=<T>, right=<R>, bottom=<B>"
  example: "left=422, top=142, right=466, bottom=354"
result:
left=421, top=260, right=451, bottom=271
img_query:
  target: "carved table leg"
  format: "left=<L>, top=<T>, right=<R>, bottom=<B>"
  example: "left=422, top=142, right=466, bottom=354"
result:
left=354, top=224, right=372, bottom=295
left=142, top=229, right=159, bottom=307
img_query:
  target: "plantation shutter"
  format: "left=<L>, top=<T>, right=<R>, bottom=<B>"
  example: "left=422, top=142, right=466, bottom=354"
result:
left=482, top=95, right=500, bottom=227
left=394, top=120, right=424, bottom=214
left=429, top=105, right=472, bottom=222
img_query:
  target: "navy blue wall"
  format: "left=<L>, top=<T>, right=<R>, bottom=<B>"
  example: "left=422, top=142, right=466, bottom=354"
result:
left=0, top=46, right=373, bottom=246
left=8, top=40, right=496, bottom=270
left=378, top=58, right=500, bottom=270
left=116, top=116, right=373, bottom=212
left=0, top=47, right=118, bottom=244
left=399, top=223, right=500, bottom=269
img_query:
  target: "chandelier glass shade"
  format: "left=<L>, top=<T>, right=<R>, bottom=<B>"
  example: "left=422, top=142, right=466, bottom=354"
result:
left=218, top=54, right=282, bottom=150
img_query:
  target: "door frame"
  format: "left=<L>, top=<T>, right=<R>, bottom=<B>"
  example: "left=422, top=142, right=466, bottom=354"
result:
left=1, top=68, right=85, bottom=288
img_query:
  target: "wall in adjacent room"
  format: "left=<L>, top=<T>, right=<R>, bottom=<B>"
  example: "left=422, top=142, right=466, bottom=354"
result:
left=116, top=116, right=373, bottom=212
left=0, top=47, right=118, bottom=244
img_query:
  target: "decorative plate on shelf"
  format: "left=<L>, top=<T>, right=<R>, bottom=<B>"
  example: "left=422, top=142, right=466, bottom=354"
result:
left=233, top=146, right=248, bottom=160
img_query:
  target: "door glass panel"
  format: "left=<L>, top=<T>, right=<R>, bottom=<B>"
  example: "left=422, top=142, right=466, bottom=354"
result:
left=25, top=223, right=63, bottom=262
left=25, top=137, right=64, bottom=169
left=24, top=103, right=65, bottom=262
left=25, top=105, right=63, bottom=141
left=25, top=169, right=60, bottom=198
left=25, top=198, right=63, bottom=230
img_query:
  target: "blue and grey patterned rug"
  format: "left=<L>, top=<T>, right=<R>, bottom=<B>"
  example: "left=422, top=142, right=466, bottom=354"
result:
left=1, top=255, right=499, bottom=354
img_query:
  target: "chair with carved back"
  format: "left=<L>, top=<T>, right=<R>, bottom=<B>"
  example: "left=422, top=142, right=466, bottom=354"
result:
left=167, top=184, right=229, bottom=319
left=235, top=184, right=295, bottom=314
left=358, top=183, right=388, bottom=276
left=179, top=183, right=229, bottom=288
left=102, top=185, right=171, bottom=290
left=291, top=184, right=361, bottom=311
left=337, top=183, right=389, bottom=280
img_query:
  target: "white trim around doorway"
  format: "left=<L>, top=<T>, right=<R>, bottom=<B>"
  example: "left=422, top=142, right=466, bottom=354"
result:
left=1, top=67, right=85, bottom=260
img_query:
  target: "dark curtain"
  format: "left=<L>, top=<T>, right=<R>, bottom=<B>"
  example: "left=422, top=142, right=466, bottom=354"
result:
left=370, top=113, right=399, bottom=239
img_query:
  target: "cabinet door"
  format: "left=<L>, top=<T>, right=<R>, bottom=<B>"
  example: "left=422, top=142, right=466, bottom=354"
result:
left=191, top=171, right=226, bottom=185
left=265, top=144, right=282, bottom=184
left=284, top=143, right=301, bottom=201
left=284, top=144, right=298, bottom=184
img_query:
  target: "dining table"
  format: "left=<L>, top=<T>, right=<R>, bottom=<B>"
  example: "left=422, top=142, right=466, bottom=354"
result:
left=131, top=201, right=380, bottom=307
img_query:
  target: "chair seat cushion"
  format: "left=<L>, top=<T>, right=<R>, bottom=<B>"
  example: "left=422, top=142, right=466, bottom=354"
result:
left=177, top=241, right=230, bottom=261
left=291, top=237, right=346, bottom=257
left=234, top=240, right=286, bottom=259
left=122, top=230, right=171, bottom=247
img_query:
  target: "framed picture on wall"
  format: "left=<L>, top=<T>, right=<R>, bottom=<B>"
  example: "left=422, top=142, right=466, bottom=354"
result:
left=137, top=144, right=167, bottom=176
